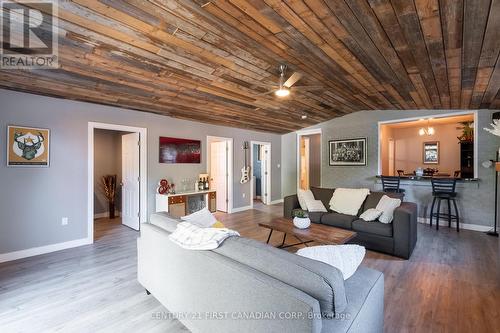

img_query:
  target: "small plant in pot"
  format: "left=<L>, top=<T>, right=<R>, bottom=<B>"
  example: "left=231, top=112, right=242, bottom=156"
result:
left=292, top=210, right=311, bottom=229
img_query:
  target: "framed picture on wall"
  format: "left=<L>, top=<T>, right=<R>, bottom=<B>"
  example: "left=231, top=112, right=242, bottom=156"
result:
left=329, top=138, right=367, bottom=166
left=423, top=141, right=439, bottom=164
left=159, top=136, right=201, bottom=163
left=7, top=125, right=50, bottom=167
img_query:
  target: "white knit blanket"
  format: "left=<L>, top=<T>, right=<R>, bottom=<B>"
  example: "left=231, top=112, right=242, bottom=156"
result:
left=168, top=222, right=240, bottom=250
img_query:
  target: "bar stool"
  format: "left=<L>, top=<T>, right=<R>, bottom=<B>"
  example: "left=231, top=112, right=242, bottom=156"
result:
left=430, top=178, right=460, bottom=231
left=381, top=176, right=405, bottom=196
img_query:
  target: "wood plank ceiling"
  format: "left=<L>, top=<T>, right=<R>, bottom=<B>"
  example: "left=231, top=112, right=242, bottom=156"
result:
left=1, top=0, right=499, bottom=133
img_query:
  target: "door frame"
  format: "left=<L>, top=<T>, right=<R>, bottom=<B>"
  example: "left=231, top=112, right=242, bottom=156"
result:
left=88, top=122, right=147, bottom=243
left=296, top=128, right=322, bottom=190
left=206, top=136, right=233, bottom=213
left=250, top=141, right=271, bottom=207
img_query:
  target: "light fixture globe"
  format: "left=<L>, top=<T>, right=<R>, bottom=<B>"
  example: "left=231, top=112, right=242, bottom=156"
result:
left=275, top=88, right=290, bottom=97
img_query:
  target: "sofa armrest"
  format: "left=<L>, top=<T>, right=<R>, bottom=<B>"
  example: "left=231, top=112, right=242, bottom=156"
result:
left=392, top=202, right=418, bottom=259
left=284, top=194, right=300, bottom=218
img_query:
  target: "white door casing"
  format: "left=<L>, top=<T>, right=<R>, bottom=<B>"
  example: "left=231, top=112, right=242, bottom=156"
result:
left=121, top=132, right=140, bottom=230
left=210, top=141, right=228, bottom=212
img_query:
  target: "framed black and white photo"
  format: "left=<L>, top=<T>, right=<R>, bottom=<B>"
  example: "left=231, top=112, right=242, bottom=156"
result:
left=423, top=141, right=439, bottom=164
left=329, top=138, right=367, bottom=166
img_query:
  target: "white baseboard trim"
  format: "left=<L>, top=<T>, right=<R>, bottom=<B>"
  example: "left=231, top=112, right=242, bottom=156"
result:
left=0, top=237, right=92, bottom=264
left=417, top=217, right=491, bottom=232
left=231, top=205, right=252, bottom=213
left=94, top=211, right=120, bottom=219
left=269, top=199, right=284, bottom=205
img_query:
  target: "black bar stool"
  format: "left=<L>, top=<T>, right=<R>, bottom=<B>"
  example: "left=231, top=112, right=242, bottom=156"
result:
left=381, top=176, right=405, bottom=196
left=430, top=178, right=460, bottom=231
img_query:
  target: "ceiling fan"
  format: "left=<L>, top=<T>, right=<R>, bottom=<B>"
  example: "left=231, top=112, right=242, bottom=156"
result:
left=258, top=65, right=323, bottom=97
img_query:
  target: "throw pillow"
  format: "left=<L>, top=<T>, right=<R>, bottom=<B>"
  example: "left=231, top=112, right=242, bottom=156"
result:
left=297, top=245, right=366, bottom=280
left=297, top=189, right=316, bottom=210
left=307, top=199, right=327, bottom=212
left=181, top=207, right=217, bottom=228
left=329, top=188, right=370, bottom=216
left=359, top=208, right=383, bottom=222
left=376, top=195, right=402, bottom=224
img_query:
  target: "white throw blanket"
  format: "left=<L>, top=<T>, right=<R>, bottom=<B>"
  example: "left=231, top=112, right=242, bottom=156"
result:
left=168, top=222, right=240, bottom=250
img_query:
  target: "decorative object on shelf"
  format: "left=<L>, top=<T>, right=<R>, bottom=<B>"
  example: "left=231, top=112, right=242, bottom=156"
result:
left=456, top=121, right=474, bottom=143
left=157, top=179, right=170, bottom=195
left=423, top=141, right=439, bottom=164
left=159, top=137, right=201, bottom=164
left=329, top=138, right=367, bottom=166
left=7, top=125, right=50, bottom=167
left=101, top=175, right=117, bottom=219
left=240, top=141, right=250, bottom=183
left=415, top=167, right=424, bottom=177
left=292, top=210, right=311, bottom=229
left=170, top=183, right=176, bottom=194
left=418, top=119, right=435, bottom=136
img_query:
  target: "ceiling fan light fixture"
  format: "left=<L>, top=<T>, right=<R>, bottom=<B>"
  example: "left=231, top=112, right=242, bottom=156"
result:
left=275, top=88, right=290, bottom=97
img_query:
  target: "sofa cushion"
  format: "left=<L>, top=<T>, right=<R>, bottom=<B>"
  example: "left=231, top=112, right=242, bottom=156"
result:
left=150, top=212, right=180, bottom=233
left=213, top=236, right=348, bottom=314
left=310, top=187, right=335, bottom=210
left=329, top=188, right=370, bottom=216
left=321, top=213, right=357, bottom=230
left=308, top=211, right=325, bottom=224
left=363, top=191, right=404, bottom=211
left=352, top=219, right=393, bottom=237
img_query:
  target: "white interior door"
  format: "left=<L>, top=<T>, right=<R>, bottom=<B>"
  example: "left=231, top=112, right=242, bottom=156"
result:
left=210, top=141, right=228, bottom=212
left=261, top=145, right=270, bottom=205
left=122, top=132, right=140, bottom=230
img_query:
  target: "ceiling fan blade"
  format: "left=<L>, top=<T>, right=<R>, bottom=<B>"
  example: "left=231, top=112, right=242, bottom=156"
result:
left=283, top=72, right=302, bottom=88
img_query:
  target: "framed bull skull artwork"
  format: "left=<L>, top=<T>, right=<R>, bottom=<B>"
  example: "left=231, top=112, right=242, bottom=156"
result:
left=7, top=125, right=50, bottom=167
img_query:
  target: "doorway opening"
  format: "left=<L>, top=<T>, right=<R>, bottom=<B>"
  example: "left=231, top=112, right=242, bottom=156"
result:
left=88, top=123, right=147, bottom=243
left=297, top=130, right=322, bottom=190
left=250, top=141, right=271, bottom=206
left=207, top=136, right=233, bottom=213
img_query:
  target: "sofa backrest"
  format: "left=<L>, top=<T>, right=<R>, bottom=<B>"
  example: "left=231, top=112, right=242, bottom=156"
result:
left=362, top=191, right=404, bottom=212
left=310, top=187, right=335, bottom=209
left=214, top=236, right=347, bottom=314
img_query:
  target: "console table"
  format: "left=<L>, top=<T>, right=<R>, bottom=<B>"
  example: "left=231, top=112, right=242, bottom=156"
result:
left=155, top=190, right=216, bottom=218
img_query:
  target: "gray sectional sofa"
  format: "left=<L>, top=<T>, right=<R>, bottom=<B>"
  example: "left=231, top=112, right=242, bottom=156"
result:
left=138, top=212, right=384, bottom=333
left=284, top=187, right=418, bottom=259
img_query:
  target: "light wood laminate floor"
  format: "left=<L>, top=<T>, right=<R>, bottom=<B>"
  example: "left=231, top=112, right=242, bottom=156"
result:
left=1, top=203, right=499, bottom=333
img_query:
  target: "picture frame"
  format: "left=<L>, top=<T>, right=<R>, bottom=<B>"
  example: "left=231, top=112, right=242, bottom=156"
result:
left=423, top=141, right=439, bottom=164
left=159, top=136, right=201, bottom=164
left=329, top=138, right=367, bottom=166
left=7, top=125, right=50, bottom=167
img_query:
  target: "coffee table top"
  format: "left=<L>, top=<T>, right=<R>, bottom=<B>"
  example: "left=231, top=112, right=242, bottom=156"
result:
left=258, top=217, right=356, bottom=245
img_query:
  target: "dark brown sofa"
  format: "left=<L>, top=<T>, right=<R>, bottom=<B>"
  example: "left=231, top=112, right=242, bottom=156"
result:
left=284, top=187, right=418, bottom=259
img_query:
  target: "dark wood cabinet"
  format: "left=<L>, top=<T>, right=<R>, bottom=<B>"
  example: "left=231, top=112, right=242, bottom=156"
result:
left=460, top=142, right=474, bottom=178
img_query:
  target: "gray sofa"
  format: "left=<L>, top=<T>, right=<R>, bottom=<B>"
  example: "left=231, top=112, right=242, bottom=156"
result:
left=284, top=187, right=418, bottom=259
left=138, top=212, right=384, bottom=333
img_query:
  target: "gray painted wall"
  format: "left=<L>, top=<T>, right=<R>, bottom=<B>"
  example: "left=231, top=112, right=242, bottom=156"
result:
left=282, top=110, right=500, bottom=227
left=0, top=89, right=282, bottom=254
left=93, top=129, right=123, bottom=215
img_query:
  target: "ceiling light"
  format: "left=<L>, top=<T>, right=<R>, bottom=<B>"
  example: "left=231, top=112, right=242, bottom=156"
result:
left=419, top=119, right=435, bottom=136
left=275, top=88, right=290, bottom=97
left=301, top=115, right=307, bottom=119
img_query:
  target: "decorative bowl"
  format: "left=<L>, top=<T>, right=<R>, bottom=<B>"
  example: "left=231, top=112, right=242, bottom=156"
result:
left=293, top=217, right=311, bottom=229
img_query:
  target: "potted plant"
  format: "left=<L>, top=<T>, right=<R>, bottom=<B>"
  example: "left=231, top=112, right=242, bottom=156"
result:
left=292, top=209, right=311, bottom=229
left=102, top=175, right=117, bottom=219
left=457, top=121, right=474, bottom=143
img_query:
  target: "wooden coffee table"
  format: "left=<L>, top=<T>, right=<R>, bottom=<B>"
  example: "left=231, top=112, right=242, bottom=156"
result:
left=258, top=217, right=357, bottom=249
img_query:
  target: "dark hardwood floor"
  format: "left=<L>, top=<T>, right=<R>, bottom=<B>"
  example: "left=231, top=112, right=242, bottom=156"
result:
left=1, top=204, right=499, bottom=332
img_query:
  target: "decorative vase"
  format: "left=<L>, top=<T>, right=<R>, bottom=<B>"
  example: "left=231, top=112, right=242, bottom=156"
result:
left=109, top=202, right=115, bottom=219
left=293, top=217, right=311, bottom=229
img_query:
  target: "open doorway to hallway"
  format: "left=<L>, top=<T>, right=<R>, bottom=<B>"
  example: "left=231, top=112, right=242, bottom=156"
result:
left=88, top=123, right=147, bottom=243
left=297, top=130, right=321, bottom=190
left=251, top=141, right=271, bottom=206
left=207, top=136, right=233, bottom=213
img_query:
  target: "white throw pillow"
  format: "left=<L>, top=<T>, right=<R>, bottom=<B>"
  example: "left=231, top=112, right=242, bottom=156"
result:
left=375, top=195, right=402, bottom=224
left=359, top=208, right=383, bottom=222
left=297, top=189, right=315, bottom=210
left=307, top=199, right=327, bottom=212
left=297, top=245, right=365, bottom=280
left=181, top=207, right=217, bottom=228
left=329, top=188, right=370, bottom=216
